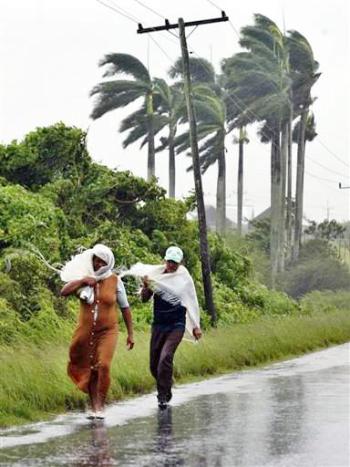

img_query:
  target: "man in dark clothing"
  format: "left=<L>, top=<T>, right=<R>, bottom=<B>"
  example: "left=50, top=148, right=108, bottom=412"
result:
left=141, top=246, right=202, bottom=409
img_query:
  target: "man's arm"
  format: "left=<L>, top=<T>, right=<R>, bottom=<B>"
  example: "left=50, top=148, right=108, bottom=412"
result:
left=141, top=276, right=154, bottom=302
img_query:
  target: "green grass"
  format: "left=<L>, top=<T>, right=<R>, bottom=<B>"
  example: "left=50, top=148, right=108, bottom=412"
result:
left=1, top=309, right=350, bottom=428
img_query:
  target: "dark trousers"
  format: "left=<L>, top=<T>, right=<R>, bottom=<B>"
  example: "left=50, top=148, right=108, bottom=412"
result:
left=150, top=327, right=184, bottom=398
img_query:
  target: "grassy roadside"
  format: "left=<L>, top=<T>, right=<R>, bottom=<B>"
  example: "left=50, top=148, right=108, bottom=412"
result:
left=0, top=308, right=350, bottom=428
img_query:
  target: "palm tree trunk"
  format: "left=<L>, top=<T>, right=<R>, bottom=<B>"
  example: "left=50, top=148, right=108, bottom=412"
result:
left=168, top=123, right=176, bottom=198
left=146, top=92, right=155, bottom=181
left=279, top=122, right=288, bottom=272
left=216, top=142, right=226, bottom=234
left=286, top=108, right=293, bottom=257
left=293, top=108, right=308, bottom=261
left=270, top=127, right=281, bottom=286
left=237, top=128, right=244, bottom=236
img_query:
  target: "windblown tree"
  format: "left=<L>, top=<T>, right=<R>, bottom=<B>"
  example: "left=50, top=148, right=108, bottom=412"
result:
left=287, top=31, right=320, bottom=261
left=152, top=79, right=185, bottom=198
left=118, top=78, right=184, bottom=198
left=222, top=14, right=292, bottom=282
left=233, top=127, right=249, bottom=235
left=170, top=57, right=229, bottom=233
left=90, top=53, right=156, bottom=181
left=176, top=86, right=228, bottom=233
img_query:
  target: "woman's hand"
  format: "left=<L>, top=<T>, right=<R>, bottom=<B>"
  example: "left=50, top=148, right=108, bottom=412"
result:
left=82, top=277, right=97, bottom=287
left=193, top=327, right=202, bottom=340
left=126, top=334, right=134, bottom=350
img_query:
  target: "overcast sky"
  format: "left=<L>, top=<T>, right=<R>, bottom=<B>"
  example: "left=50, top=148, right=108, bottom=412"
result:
left=0, top=0, right=349, bottom=223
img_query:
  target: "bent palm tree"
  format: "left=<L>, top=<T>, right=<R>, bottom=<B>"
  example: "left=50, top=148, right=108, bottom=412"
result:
left=223, top=14, right=292, bottom=282
left=176, top=85, right=228, bottom=233
left=171, top=57, right=228, bottom=233
left=287, top=31, right=320, bottom=260
left=233, top=127, right=249, bottom=235
left=153, top=79, right=185, bottom=198
left=90, top=53, right=156, bottom=181
left=119, top=79, right=184, bottom=198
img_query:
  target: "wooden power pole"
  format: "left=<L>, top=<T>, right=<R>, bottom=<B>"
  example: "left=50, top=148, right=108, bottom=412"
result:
left=137, top=13, right=228, bottom=324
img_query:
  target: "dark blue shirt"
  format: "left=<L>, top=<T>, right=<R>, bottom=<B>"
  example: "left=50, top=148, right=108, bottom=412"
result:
left=152, top=293, right=186, bottom=331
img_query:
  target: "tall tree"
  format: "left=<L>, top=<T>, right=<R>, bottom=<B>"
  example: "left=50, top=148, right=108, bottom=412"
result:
left=176, top=85, right=228, bottom=233
left=234, top=127, right=249, bottom=235
left=152, top=79, right=184, bottom=198
left=90, top=53, right=156, bottom=181
left=287, top=31, right=320, bottom=260
left=118, top=79, right=184, bottom=198
left=170, top=57, right=228, bottom=233
left=222, top=14, right=291, bottom=283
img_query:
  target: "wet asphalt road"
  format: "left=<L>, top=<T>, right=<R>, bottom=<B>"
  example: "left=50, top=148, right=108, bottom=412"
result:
left=0, top=343, right=349, bottom=466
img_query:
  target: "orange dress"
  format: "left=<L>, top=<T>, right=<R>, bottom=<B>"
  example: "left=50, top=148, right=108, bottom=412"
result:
left=68, top=274, right=119, bottom=399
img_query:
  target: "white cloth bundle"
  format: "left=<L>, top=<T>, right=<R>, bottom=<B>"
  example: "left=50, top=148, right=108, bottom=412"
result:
left=121, top=263, right=200, bottom=341
left=60, top=244, right=115, bottom=304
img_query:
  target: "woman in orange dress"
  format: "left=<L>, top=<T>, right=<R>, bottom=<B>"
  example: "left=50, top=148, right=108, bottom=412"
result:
left=60, top=244, right=134, bottom=419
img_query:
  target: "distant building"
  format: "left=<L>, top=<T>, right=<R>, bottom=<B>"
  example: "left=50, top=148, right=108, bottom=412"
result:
left=188, top=204, right=237, bottom=231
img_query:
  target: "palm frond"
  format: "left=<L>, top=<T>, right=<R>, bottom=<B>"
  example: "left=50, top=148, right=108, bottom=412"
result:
left=90, top=89, right=145, bottom=119
left=99, top=53, right=151, bottom=83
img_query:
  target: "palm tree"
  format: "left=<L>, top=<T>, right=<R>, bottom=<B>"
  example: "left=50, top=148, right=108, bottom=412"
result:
left=173, top=84, right=228, bottom=233
left=170, top=57, right=228, bottom=233
left=90, top=53, right=156, bottom=181
left=222, top=14, right=291, bottom=282
left=153, top=79, right=185, bottom=198
left=233, top=127, right=249, bottom=235
left=287, top=31, right=320, bottom=261
left=117, top=78, right=184, bottom=198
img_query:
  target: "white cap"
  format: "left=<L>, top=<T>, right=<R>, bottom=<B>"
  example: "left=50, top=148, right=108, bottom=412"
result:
left=164, top=246, right=183, bottom=264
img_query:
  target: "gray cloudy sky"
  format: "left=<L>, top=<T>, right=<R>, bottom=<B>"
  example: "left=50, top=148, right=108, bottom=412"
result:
left=0, top=0, right=349, bottom=223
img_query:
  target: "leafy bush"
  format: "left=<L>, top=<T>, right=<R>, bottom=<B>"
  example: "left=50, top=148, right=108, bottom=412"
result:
left=0, top=185, right=66, bottom=258
left=209, top=234, right=252, bottom=288
left=301, top=290, right=350, bottom=314
left=278, top=240, right=350, bottom=299
left=0, top=123, right=91, bottom=188
left=0, top=299, right=22, bottom=344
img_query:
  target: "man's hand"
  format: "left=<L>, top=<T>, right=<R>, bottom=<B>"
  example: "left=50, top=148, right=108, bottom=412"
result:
left=126, top=334, right=134, bottom=350
left=193, top=327, right=202, bottom=340
left=83, top=277, right=97, bottom=287
left=142, top=275, right=150, bottom=288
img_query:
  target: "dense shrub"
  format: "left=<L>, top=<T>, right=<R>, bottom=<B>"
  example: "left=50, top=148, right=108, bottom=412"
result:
left=278, top=240, right=350, bottom=298
left=0, top=123, right=310, bottom=344
left=0, top=185, right=66, bottom=258
left=301, top=290, right=350, bottom=314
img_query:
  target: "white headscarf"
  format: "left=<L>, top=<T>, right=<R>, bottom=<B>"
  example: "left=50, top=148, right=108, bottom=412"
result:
left=60, top=245, right=115, bottom=305
left=121, top=262, right=200, bottom=341
left=60, top=244, right=115, bottom=282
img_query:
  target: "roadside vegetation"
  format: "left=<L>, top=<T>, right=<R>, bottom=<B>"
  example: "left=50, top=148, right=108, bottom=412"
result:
left=1, top=309, right=349, bottom=427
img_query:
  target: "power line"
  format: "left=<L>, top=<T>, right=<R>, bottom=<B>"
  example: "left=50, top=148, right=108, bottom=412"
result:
left=96, top=0, right=176, bottom=63
left=306, top=154, right=349, bottom=179
left=96, top=0, right=138, bottom=23
left=132, top=0, right=165, bottom=20
left=129, top=0, right=180, bottom=41
left=316, top=139, right=350, bottom=169
left=305, top=170, right=340, bottom=186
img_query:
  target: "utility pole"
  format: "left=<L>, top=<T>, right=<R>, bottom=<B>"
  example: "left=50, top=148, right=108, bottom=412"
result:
left=137, top=13, right=228, bottom=324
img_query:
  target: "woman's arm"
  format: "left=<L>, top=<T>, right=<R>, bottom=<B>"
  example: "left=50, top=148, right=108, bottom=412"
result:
left=117, top=278, right=134, bottom=349
left=121, top=307, right=134, bottom=350
left=60, top=277, right=97, bottom=296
